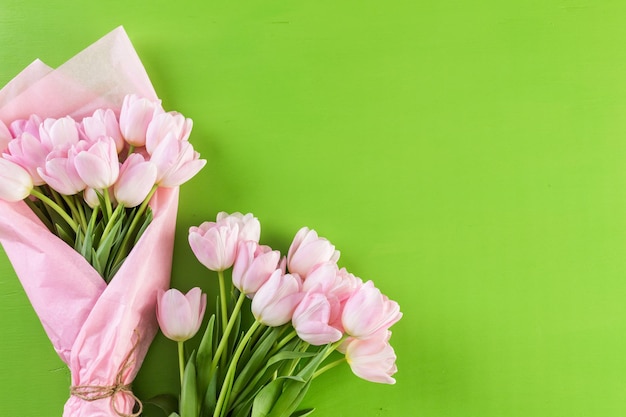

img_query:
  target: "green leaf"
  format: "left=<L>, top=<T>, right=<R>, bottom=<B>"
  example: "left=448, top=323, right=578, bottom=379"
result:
left=168, top=413, right=181, bottom=417
left=180, top=351, right=198, bottom=417
left=133, top=207, right=153, bottom=245
left=201, top=365, right=219, bottom=417
left=144, top=394, right=179, bottom=416
left=231, top=327, right=282, bottom=399
left=196, top=314, right=215, bottom=402
left=290, top=409, right=315, bottom=417
left=251, top=378, right=285, bottom=417
left=266, top=379, right=311, bottom=417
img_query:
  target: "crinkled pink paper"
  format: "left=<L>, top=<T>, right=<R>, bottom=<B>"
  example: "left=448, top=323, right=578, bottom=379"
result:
left=0, top=27, right=178, bottom=417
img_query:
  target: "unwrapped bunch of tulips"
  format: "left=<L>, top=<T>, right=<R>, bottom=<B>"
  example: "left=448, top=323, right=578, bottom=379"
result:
left=156, top=212, right=402, bottom=417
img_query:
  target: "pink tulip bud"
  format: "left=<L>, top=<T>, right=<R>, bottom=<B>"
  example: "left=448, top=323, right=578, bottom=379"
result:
left=232, top=241, right=281, bottom=296
left=252, top=270, right=303, bottom=327
left=145, top=112, right=193, bottom=154
left=189, top=212, right=261, bottom=272
left=4, top=132, right=49, bottom=185
left=342, top=281, right=402, bottom=339
left=81, top=108, right=124, bottom=152
left=39, top=116, right=80, bottom=150
left=0, top=158, right=33, bottom=202
left=292, top=291, right=343, bottom=345
left=189, top=222, right=240, bottom=272
left=287, top=227, right=340, bottom=278
left=114, top=153, right=157, bottom=207
left=119, top=94, right=164, bottom=147
left=83, top=187, right=116, bottom=209
left=343, top=331, right=398, bottom=384
left=74, top=136, right=120, bottom=190
left=156, top=287, right=207, bottom=342
left=150, top=134, right=206, bottom=187
left=216, top=212, right=261, bottom=243
left=37, top=147, right=86, bottom=195
left=9, top=114, right=42, bottom=139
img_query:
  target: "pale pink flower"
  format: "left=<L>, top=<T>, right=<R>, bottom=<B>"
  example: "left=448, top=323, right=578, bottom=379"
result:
left=83, top=187, right=116, bottom=209
left=39, top=116, right=80, bottom=150
left=37, top=147, right=86, bottom=195
left=74, top=137, right=120, bottom=189
left=344, top=331, right=397, bottom=384
left=4, top=132, right=49, bottom=185
left=216, top=212, right=261, bottom=243
left=9, top=114, right=42, bottom=138
left=0, top=158, right=33, bottom=202
left=342, top=281, right=402, bottom=339
left=189, top=222, right=240, bottom=272
left=251, top=270, right=303, bottom=327
left=287, top=227, right=340, bottom=278
left=145, top=112, right=193, bottom=154
left=150, top=134, right=206, bottom=187
left=292, top=291, right=343, bottom=345
left=232, top=241, right=281, bottom=296
left=81, top=108, right=124, bottom=152
left=113, top=153, right=157, bottom=207
left=119, top=94, right=164, bottom=147
left=156, top=287, right=207, bottom=342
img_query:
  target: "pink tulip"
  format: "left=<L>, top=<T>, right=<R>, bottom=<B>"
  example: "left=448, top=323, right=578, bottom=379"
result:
left=189, top=221, right=240, bottom=271
left=232, top=241, right=281, bottom=296
left=342, top=281, right=402, bottom=339
left=292, top=291, right=343, bottom=345
left=303, top=262, right=357, bottom=305
left=113, top=153, right=157, bottom=207
left=37, top=147, right=86, bottom=195
left=119, top=94, right=164, bottom=147
left=81, top=108, right=124, bottom=152
left=145, top=112, right=193, bottom=154
left=83, top=187, right=116, bottom=209
left=156, top=287, right=207, bottom=342
left=150, top=133, right=206, bottom=187
left=0, top=158, right=33, bottom=202
left=287, top=227, right=340, bottom=278
left=39, top=116, right=80, bottom=150
left=216, top=212, right=261, bottom=243
left=4, top=132, right=49, bottom=186
left=252, top=270, right=303, bottom=327
left=74, top=136, right=120, bottom=189
left=9, top=114, right=42, bottom=138
left=344, top=331, right=398, bottom=384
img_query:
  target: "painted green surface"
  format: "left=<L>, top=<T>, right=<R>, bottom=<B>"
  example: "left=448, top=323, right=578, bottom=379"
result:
left=1, top=0, right=626, bottom=416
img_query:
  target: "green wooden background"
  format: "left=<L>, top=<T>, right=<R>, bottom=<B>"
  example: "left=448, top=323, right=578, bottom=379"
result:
left=1, top=1, right=626, bottom=416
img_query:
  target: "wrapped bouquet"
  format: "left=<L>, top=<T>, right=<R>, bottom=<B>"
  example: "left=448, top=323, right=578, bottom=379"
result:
left=0, top=27, right=204, bottom=417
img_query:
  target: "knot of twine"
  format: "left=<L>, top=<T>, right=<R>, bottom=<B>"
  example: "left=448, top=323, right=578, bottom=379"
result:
left=70, top=331, right=143, bottom=417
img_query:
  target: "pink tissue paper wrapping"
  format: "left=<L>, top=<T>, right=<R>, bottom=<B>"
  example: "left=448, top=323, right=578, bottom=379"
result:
left=0, top=27, right=178, bottom=417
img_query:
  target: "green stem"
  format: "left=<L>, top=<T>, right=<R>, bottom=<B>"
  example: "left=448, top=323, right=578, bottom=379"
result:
left=211, top=291, right=247, bottom=372
left=214, top=320, right=261, bottom=417
left=127, top=145, right=136, bottom=158
left=100, top=203, right=125, bottom=244
left=111, top=185, right=158, bottom=267
left=178, top=341, right=185, bottom=387
left=61, top=194, right=83, bottom=230
left=74, top=195, right=88, bottom=231
left=312, top=357, right=346, bottom=379
left=30, top=189, right=78, bottom=232
left=103, top=188, right=113, bottom=220
left=272, top=329, right=298, bottom=354
left=218, top=270, right=229, bottom=332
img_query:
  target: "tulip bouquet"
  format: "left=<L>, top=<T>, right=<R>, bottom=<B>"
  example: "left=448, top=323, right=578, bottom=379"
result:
left=0, top=27, right=204, bottom=417
left=155, top=212, right=402, bottom=417
left=0, top=92, right=204, bottom=282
